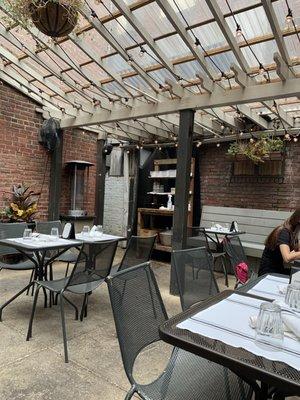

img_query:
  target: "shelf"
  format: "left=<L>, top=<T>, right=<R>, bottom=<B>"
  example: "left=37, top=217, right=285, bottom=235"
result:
left=138, top=207, right=174, bottom=216
left=147, top=192, right=174, bottom=195
left=154, top=243, right=172, bottom=252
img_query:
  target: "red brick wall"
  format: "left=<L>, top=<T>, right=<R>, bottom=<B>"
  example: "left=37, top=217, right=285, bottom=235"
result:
left=199, top=141, right=300, bottom=211
left=0, top=82, right=97, bottom=220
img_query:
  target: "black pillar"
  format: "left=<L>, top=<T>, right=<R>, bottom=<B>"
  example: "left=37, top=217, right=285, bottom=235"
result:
left=48, top=130, right=63, bottom=221
left=127, top=150, right=140, bottom=240
left=94, top=139, right=106, bottom=225
left=170, top=109, right=195, bottom=294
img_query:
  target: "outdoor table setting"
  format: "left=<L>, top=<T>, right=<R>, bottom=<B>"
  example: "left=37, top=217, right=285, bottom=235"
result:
left=75, top=224, right=125, bottom=243
left=201, top=223, right=246, bottom=250
left=0, top=230, right=80, bottom=281
left=159, top=274, right=300, bottom=399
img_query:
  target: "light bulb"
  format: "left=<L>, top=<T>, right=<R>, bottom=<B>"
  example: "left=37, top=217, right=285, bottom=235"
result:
left=220, top=72, right=226, bottom=81
left=196, top=141, right=202, bottom=147
left=236, top=24, right=242, bottom=38
left=285, top=9, right=293, bottom=28
left=194, top=37, right=200, bottom=49
left=271, top=101, right=277, bottom=113
left=139, top=46, right=146, bottom=57
left=250, top=138, right=255, bottom=144
left=239, top=131, right=244, bottom=137
left=216, top=143, right=220, bottom=147
left=293, top=136, right=298, bottom=142
left=259, top=63, right=265, bottom=75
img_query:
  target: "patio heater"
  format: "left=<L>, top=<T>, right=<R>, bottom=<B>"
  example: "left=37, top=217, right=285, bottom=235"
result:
left=65, top=160, right=94, bottom=217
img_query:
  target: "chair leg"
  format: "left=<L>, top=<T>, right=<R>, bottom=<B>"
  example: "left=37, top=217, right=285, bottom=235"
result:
left=221, top=256, right=229, bottom=287
left=62, top=294, right=79, bottom=320
left=59, top=293, right=69, bottom=363
left=26, top=285, right=41, bottom=340
left=54, top=293, right=59, bottom=306
left=26, top=270, right=35, bottom=295
left=0, top=281, right=34, bottom=322
left=80, top=294, right=88, bottom=321
left=64, top=263, right=70, bottom=278
left=125, top=386, right=136, bottom=400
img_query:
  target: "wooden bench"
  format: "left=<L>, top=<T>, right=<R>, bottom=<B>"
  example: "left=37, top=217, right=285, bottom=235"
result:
left=199, top=206, right=292, bottom=258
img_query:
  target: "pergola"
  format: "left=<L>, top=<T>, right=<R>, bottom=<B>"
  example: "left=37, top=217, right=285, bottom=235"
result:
left=0, top=0, right=299, bottom=289
left=0, top=0, right=299, bottom=144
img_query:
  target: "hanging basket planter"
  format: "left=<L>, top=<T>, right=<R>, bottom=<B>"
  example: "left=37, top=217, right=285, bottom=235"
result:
left=4, top=0, right=82, bottom=37
left=30, top=0, right=78, bottom=37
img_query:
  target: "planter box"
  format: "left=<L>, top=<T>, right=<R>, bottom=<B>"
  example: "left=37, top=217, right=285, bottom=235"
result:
left=263, top=152, right=283, bottom=161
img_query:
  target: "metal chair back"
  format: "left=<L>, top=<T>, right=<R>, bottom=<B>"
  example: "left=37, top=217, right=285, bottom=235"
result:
left=118, top=235, right=156, bottom=272
left=35, top=220, right=63, bottom=235
left=107, top=262, right=168, bottom=383
left=223, top=236, right=247, bottom=271
left=173, top=247, right=219, bottom=311
left=0, top=222, right=27, bottom=256
left=67, top=240, right=118, bottom=289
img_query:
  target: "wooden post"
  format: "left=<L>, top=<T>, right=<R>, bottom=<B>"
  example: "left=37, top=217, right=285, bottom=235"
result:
left=94, top=135, right=107, bottom=225
left=170, top=109, right=195, bottom=294
left=48, top=129, right=63, bottom=221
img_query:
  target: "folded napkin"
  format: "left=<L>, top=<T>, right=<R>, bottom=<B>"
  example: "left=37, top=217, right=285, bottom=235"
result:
left=249, top=313, right=300, bottom=341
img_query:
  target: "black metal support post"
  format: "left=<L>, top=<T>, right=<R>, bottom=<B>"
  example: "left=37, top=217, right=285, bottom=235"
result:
left=127, top=150, right=140, bottom=240
left=94, top=139, right=106, bottom=225
left=170, top=109, right=195, bottom=294
left=48, top=130, right=63, bottom=221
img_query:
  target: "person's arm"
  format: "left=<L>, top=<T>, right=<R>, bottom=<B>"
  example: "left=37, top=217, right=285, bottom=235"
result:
left=279, top=244, right=300, bottom=263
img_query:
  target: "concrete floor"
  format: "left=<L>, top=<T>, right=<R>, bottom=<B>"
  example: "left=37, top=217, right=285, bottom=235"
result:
left=0, top=250, right=298, bottom=400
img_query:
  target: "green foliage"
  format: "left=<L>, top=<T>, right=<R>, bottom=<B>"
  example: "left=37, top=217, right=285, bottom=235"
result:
left=0, top=183, right=40, bottom=222
left=227, top=135, right=284, bottom=164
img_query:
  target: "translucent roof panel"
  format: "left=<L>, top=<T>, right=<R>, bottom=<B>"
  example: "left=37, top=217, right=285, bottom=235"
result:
left=60, top=41, right=91, bottom=65
left=191, top=21, right=227, bottom=50
left=156, top=34, right=191, bottom=60
left=103, top=16, right=142, bottom=48
left=103, top=54, right=134, bottom=74
left=80, top=29, right=118, bottom=59
left=168, top=0, right=213, bottom=26
left=206, top=51, right=238, bottom=74
left=0, top=35, right=23, bottom=58
left=273, top=0, right=300, bottom=30
left=216, top=0, right=261, bottom=14
left=284, top=34, right=300, bottom=60
left=241, top=40, right=278, bottom=68
left=132, top=2, right=175, bottom=36
left=226, top=6, right=272, bottom=40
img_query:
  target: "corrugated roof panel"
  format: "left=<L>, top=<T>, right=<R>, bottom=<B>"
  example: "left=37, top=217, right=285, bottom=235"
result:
left=273, top=0, right=300, bottom=30
left=225, top=6, right=272, bottom=40
left=103, top=53, right=134, bottom=74
left=132, top=2, right=175, bottom=36
left=168, top=0, right=213, bottom=26
left=241, top=40, right=278, bottom=67
left=284, top=34, right=300, bottom=60
left=156, top=34, right=191, bottom=60
left=192, top=21, right=227, bottom=50
left=216, top=0, right=260, bottom=13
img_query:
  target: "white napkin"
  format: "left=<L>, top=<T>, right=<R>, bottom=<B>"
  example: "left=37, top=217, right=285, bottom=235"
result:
left=249, top=314, right=300, bottom=341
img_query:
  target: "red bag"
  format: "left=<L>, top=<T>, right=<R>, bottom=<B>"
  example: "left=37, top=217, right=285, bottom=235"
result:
left=235, top=262, right=249, bottom=284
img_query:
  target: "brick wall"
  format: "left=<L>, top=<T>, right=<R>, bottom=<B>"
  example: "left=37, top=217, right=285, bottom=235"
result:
left=0, top=82, right=97, bottom=220
left=199, top=141, right=300, bottom=211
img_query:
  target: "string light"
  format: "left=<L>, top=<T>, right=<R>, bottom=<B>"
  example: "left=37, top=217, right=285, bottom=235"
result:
left=285, top=8, right=293, bottom=28
left=249, top=138, right=255, bottom=144
left=293, top=136, right=298, bottom=143
left=239, top=131, right=244, bottom=137
left=194, top=37, right=200, bottom=49
left=216, top=143, right=221, bottom=147
left=259, top=63, right=265, bottom=75
left=271, top=101, right=277, bottom=113
left=235, top=23, right=243, bottom=38
left=220, top=72, right=227, bottom=81
left=196, top=141, right=202, bottom=147
left=158, top=83, right=164, bottom=92
left=139, top=46, right=146, bottom=57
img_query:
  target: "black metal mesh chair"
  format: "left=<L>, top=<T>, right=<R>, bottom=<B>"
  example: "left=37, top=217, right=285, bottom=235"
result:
left=173, top=247, right=219, bottom=311
left=36, top=220, right=79, bottom=277
left=187, top=227, right=228, bottom=286
left=0, top=222, right=36, bottom=321
left=117, top=235, right=156, bottom=272
left=27, top=240, right=118, bottom=362
left=107, top=263, right=252, bottom=400
left=223, top=236, right=257, bottom=286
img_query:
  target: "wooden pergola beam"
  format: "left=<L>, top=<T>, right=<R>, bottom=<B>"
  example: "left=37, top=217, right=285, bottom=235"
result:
left=60, top=76, right=300, bottom=127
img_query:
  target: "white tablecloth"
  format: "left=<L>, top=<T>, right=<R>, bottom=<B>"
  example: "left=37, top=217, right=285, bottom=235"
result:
left=247, top=275, right=289, bottom=301
left=76, top=233, right=123, bottom=242
left=7, top=236, right=79, bottom=249
left=177, top=293, right=300, bottom=371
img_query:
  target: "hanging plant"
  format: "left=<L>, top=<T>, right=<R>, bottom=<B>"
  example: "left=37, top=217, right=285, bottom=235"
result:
left=227, top=134, right=284, bottom=164
left=4, top=0, right=83, bottom=37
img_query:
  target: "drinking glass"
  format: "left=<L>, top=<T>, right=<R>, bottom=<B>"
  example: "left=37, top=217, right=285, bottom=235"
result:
left=51, top=227, right=59, bottom=239
left=95, top=225, right=103, bottom=237
left=82, top=225, right=90, bottom=236
left=255, top=302, right=284, bottom=346
left=285, top=283, right=300, bottom=311
left=23, top=228, right=32, bottom=240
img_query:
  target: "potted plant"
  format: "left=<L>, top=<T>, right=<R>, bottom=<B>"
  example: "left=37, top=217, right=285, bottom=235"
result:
left=0, top=183, right=40, bottom=228
left=4, top=0, right=82, bottom=37
left=227, top=135, right=284, bottom=164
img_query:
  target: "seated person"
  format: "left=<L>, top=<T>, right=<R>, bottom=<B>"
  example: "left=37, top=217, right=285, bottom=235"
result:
left=259, top=208, right=300, bottom=276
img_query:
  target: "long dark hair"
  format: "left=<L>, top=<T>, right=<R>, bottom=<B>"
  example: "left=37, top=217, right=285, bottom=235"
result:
left=265, top=209, right=300, bottom=250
